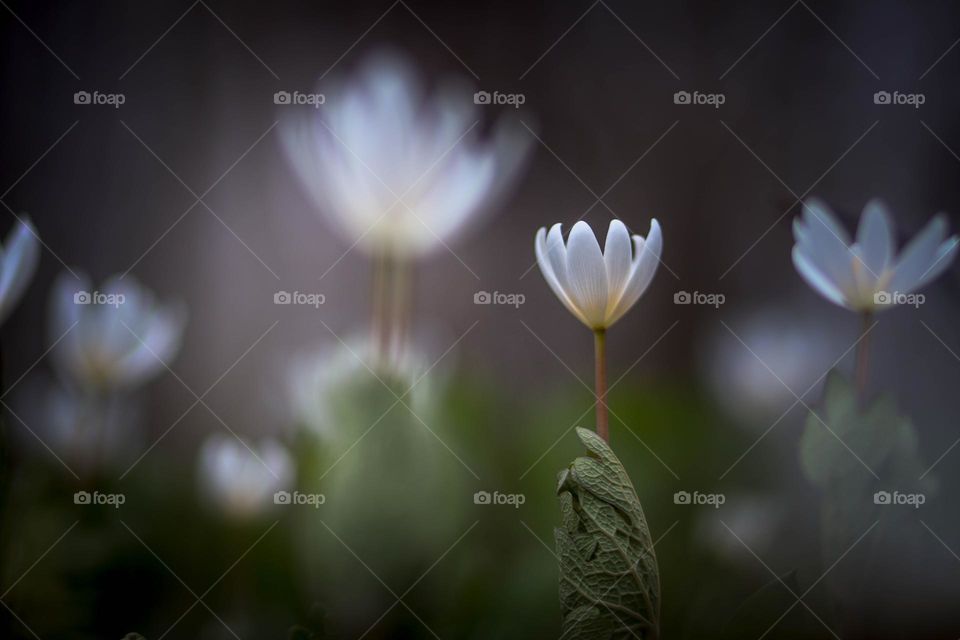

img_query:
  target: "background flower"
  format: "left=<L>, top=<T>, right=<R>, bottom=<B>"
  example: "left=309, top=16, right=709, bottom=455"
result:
left=792, top=198, right=958, bottom=312
left=49, top=272, right=186, bottom=391
left=286, top=333, right=433, bottom=440
left=197, top=434, right=294, bottom=518
left=280, top=50, right=531, bottom=257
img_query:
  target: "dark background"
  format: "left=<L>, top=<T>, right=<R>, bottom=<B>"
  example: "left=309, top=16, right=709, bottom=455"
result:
left=1, top=1, right=959, bottom=638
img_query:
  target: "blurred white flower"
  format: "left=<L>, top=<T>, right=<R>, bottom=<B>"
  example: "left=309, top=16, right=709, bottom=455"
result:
left=12, top=374, right=140, bottom=473
left=50, top=271, right=186, bottom=391
left=287, top=333, right=433, bottom=439
left=535, top=219, right=662, bottom=330
left=280, top=51, right=530, bottom=257
left=793, top=198, right=958, bottom=312
left=703, top=304, right=842, bottom=425
left=695, top=495, right=785, bottom=563
left=0, top=216, right=40, bottom=326
left=198, top=434, right=294, bottom=518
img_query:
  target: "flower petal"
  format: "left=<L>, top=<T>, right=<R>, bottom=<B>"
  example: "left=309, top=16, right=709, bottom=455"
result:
left=536, top=224, right=588, bottom=326
left=117, top=303, right=186, bottom=387
left=603, top=220, right=633, bottom=310
left=535, top=226, right=566, bottom=304
left=793, top=200, right=857, bottom=302
left=608, top=219, right=662, bottom=326
left=889, top=215, right=958, bottom=293
left=856, top=199, right=895, bottom=279
left=792, top=246, right=847, bottom=307
left=0, top=218, right=40, bottom=325
left=564, top=221, right=608, bottom=328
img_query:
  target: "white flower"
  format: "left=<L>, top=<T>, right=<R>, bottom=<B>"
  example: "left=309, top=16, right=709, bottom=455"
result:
left=287, top=334, right=433, bottom=439
left=535, top=219, right=662, bottom=330
left=280, top=51, right=530, bottom=257
left=50, top=271, right=186, bottom=391
left=793, top=199, right=958, bottom=312
left=0, top=217, right=40, bottom=326
left=703, top=304, right=841, bottom=424
left=198, top=434, right=294, bottom=518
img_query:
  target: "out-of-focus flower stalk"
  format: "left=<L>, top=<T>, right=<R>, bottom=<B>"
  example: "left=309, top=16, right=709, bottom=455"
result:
left=370, top=249, right=413, bottom=368
left=854, top=310, right=872, bottom=401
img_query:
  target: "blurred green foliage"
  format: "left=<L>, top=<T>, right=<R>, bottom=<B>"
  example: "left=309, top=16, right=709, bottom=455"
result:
left=0, top=369, right=866, bottom=639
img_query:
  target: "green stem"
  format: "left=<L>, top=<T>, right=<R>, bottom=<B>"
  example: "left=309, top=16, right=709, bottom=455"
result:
left=594, top=329, right=609, bottom=443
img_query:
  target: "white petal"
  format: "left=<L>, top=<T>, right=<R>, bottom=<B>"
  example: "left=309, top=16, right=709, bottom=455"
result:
left=856, top=199, right=894, bottom=277
left=603, top=220, right=633, bottom=308
left=564, top=221, right=608, bottom=328
left=803, top=198, right=851, bottom=244
left=794, top=200, right=857, bottom=301
left=536, top=224, right=588, bottom=326
left=889, top=215, right=957, bottom=293
left=792, top=246, right=848, bottom=308
left=414, top=145, right=497, bottom=251
left=117, top=304, right=186, bottom=386
left=608, top=219, right=662, bottom=326
left=536, top=226, right=574, bottom=318
left=0, top=218, right=40, bottom=325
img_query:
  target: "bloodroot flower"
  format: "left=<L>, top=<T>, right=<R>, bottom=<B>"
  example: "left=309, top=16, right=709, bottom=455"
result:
left=792, top=198, right=957, bottom=313
left=198, top=434, right=294, bottom=519
left=535, top=219, right=662, bottom=330
left=534, top=219, right=663, bottom=442
left=281, top=51, right=530, bottom=258
left=792, top=198, right=958, bottom=392
left=50, top=272, right=186, bottom=391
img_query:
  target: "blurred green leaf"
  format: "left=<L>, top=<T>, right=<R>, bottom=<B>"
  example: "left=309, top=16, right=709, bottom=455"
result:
left=800, top=370, right=924, bottom=488
left=799, top=368, right=936, bottom=609
left=555, top=428, right=660, bottom=639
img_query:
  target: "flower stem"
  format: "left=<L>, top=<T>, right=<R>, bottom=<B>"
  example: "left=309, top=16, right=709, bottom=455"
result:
left=854, top=311, right=872, bottom=401
left=371, top=250, right=393, bottom=366
left=594, top=328, right=609, bottom=443
left=390, top=254, right=411, bottom=362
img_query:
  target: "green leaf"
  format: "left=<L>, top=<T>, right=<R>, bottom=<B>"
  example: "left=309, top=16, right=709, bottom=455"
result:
left=799, top=368, right=937, bottom=601
left=799, top=369, right=931, bottom=490
left=555, top=428, right=660, bottom=639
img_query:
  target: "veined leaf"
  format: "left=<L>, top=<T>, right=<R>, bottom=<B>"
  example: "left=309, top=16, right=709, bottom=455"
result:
left=555, top=428, right=660, bottom=639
